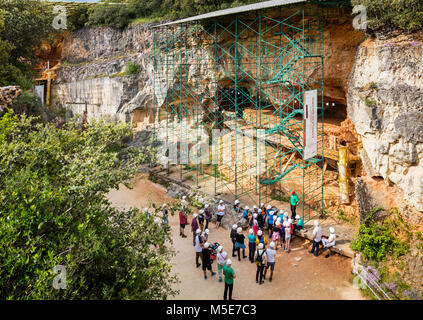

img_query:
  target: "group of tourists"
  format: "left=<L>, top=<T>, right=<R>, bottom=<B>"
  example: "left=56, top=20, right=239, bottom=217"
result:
left=151, top=192, right=336, bottom=300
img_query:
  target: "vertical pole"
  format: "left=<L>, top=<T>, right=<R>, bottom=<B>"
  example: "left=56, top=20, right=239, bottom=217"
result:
left=234, top=16, right=238, bottom=199
left=258, top=13, right=262, bottom=205
left=46, top=71, right=51, bottom=107
left=321, top=4, right=325, bottom=217
left=301, top=4, right=306, bottom=222
left=213, top=20, right=218, bottom=195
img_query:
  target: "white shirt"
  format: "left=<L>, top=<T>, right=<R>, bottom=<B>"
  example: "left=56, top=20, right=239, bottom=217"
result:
left=313, top=226, right=322, bottom=242
left=266, top=248, right=276, bottom=263
left=217, top=204, right=225, bottom=216
left=194, top=235, right=202, bottom=253
left=327, top=233, right=336, bottom=245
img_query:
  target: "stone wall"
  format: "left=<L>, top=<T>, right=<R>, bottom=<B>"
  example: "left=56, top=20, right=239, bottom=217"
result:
left=0, top=86, right=21, bottom=112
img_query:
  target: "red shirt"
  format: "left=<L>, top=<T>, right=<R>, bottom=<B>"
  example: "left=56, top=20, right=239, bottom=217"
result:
left=179, top=211, right=187, bottom=224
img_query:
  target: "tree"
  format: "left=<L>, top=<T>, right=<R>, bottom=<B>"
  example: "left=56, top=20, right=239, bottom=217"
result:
left=0, top=113, right=178, bottom=299
left=0, top=0, right=53, bottom=65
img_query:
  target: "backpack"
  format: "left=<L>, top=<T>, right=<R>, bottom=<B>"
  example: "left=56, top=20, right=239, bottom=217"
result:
left=256, top=249, right=266, bottom=266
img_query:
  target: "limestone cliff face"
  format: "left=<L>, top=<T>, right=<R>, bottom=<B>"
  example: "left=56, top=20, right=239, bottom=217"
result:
left=348, top=31, right=423, bottom=211
left=53, top=24, right=158, bottom=123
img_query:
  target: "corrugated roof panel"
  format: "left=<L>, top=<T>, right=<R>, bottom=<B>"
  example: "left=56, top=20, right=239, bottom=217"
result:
left=154, top=0, right=306, bottom=27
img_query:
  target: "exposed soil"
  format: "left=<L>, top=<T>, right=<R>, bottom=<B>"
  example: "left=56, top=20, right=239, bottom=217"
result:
left=107, top=174, right=364, bottom=300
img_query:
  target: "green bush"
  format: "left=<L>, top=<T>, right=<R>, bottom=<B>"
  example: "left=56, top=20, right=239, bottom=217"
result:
left=352, top=210, right=409, bottom=261
left=352, top=0, right=423, bottom=32
left=0, top=114, right=178, bottom=299
left=125, top=61, right=140, bottom=75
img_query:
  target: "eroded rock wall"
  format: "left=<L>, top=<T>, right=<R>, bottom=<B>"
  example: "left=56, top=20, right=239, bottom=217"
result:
left=348, top=31, right=423, bottom=212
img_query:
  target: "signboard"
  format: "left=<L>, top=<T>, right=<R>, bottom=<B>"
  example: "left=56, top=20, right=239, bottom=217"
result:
left=35, top=85, right=45, bottom=106
left=303, top=89, right=318, bottom=160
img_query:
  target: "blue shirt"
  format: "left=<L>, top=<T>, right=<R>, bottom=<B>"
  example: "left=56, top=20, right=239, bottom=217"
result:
left=243, top=209, right=249, bottom=219
left=248, top=234, right=256, bottom=243
left=268, top=215, right=274, bottom=225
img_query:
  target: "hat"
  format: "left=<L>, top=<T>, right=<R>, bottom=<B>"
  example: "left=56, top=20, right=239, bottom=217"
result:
left=267, top=205, right=272, bottom=210
left=253, top=205, right=257, bottom=209
left=245, top=206, right=249, bottom=210
left=234, top=199, right=240, bottom=205
left=196, top=228, right=201, bottom=234
left=182, top=196, right=187, bottom=200
left=291, top=190, right=295, bottom=195
left=258, top=243, right=264, bottom=249
left=154, top=218, right=160, bottom=224
left=232, top=224, right=237, bottom=230
left=205, top=229, right=209, bottom=234
left=222, top=251, right=227, bottom=259
left=314, top=220, right=319, bottom=226
left=237, top=227, right=242, bottom=234
left=249, top=229, right=253, bottom=234
left=205, top=204, right=209, bottom=208
left=329, top=227, right=335, bottom=234
left=219, top=200, right=224, bottom=204
left=288, top=218, right=293, bottom=224
left=284, top=212, right=288, bottom=217
left=258, top=209, right=262, bottom=213
left=295, top=215, right=300, bottom=219
left=226, top=259, right=232, bottom=265
left=193, top=213, right=198, bottom=218
left=260, top=203, right=264, bottom=207
left=257, top=230, right=263, bottom=236
left=270, top=242, right=275, bottom=248
left=162, top=204, right=166, bottom=208
left=217, top=246, right=223, bottom=252
left=204, top=242, right=210, bottom=248
left=253, top=213, right=258, bottom=218
left=199, top=209, right=204, bottom=213
left=276, top=221, right=281, bottom=226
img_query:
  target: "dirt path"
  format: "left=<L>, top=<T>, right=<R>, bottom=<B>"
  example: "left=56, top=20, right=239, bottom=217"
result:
left=107, top=174, right=364, bottom=300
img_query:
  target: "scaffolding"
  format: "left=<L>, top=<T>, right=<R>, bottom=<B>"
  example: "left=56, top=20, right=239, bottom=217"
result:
left=152, top=1, right=324, bottom=222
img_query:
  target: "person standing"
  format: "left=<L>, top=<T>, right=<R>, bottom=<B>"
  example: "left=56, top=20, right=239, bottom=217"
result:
left=322, top=227, right=336, bottom=258
left=202, top=242, right=216, bottom=279
left=216, top=200, right=225, bottom=229
left=181, top=195, right=188, bottom=213
left=272, top=221, right=281, bottom=250
left=235, top=227, right=247, bottom=261
left=248, top=228, right=256, bottom=263
left=252, top=213, right=259, bottom=235
left=223, top=259, right=235, bottom=300
left=255, top=230, right=268, bottom=249
left=233, top=199, right=240, bottom=214
left=194, top=228, right=203, bottom=268
left=179, top=209, right=188, bottom=238
left=289, top=190, right=299, bottom=220
left=216, top=247, right=227, bottom=282
left=230, top=224, right=237, bottom=257
left=242, top=206, right=250, bottom=224
left=255, top=243, right=267, bottom=285
left=263, top=241, right=277, bottom=282
left=204, top=204, right=212, bottom=230
left=162, top=204, right=169, bottom=225
left=191, top=213, right=199, bottom=246
left=201, top=228, right=209, bottom=244
left=267, top=211, right=275, bottom=237
left=198, top=209, right=205, bottom=230
left=310, top=220, right=322, bottom=257
left=284, top=220, right=293, bottom=253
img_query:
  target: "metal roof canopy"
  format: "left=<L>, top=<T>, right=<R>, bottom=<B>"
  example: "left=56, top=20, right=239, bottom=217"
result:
left=153, top=0, right=306, bottom=27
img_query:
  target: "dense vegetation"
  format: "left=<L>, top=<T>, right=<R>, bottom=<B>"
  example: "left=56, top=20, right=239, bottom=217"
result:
left=0, top=110, right=178, bottom=299
left=79, top=0, right=423, bottom=32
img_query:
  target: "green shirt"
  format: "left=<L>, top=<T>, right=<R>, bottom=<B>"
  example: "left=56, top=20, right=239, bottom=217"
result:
left=223, top=265, right=235, bottom=285
left=290, top=193, right=299, bottom=206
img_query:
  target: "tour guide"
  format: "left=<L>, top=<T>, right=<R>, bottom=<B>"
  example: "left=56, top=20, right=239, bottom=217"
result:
left=289, top=190, right=299, bottom=220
